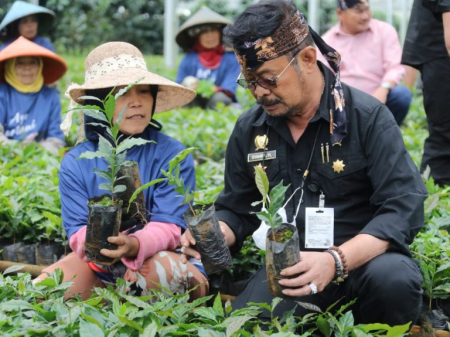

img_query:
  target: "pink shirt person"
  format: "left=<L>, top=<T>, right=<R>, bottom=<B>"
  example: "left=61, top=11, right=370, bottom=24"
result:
left=319, top=19, right=405, bottom=95
left=318, top=1, right=412, bottom=126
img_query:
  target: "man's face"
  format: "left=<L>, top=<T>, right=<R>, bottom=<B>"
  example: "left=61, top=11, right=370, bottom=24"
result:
left=112, top=85, right=154, bottom=135
left=243, top=54, right=310, bottom=118
left=338, top=3, right=371, bottom=35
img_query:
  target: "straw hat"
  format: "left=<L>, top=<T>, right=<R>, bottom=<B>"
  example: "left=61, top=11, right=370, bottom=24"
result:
left=67, top=42, right=196, bottom=114
left=0, top=1, right=55, bottom=38
left=176, top=6, right=231, bottom=51
left=0, top=36, right=67, bottom=84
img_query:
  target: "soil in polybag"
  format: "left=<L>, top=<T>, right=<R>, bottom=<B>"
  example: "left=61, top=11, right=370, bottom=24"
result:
left=2, top=242, right=24, bottom=262
left=35, top=243, right=64, bottom=265
left=266, top=223, right=300, bottom=297
left=116, top=162, right=147, bottom=231
left=16, top=243, right=37, bottom=264
left=85, top=196, right=122, bottom=266
left=184, top=204, right=233, bottom=275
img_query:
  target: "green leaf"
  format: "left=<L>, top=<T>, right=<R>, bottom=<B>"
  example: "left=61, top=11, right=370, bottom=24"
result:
left=224, top=315, right=252, bottom=337
left=3, top=265, right=25, bottom=275
left=425, top=193, right=440, bottom=214
left=212, top=293, right=224, bottom=316
left=118, top=315, right=144, bottom=332
left=254, top=165, right=269, bottom=202
left=78, top=150, right=107, bottom=160
left=99, top=183, right=112, bottom=191
left=268, top=182, right=289, bottom=214
left=141, top=321, right=158, bottom=337
left=168, top=147, right=197, bottom=175
left=98, top=134, right=114, bottom=157
left=114, top=79, right=142, bottom=100
left=113, top=184, right=126, bottom=193
left=104, top=94, right=117, bottom=123
left=79, top=319, right=105, bottom=337
left=117, top=138, right=154, bottom=155
left=317, top=315, right=331, bottom=337
left=78, top=95, right=103, bottom=102
left=83, top=108, right=109, bottom=124
left=128, top=178, right=166, bottom=212
left=194, top=307, right=219, bottom=323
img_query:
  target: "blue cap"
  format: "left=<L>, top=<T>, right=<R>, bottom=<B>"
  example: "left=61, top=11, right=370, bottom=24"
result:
left=0, top=1, right=55, bottom=35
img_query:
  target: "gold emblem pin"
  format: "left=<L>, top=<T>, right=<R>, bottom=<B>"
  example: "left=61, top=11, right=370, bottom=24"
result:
left=332, top=159, right=345, bottom=173
left=254, top=135, right=269, bottom=151
left=254, top=163, right=267, bottom=174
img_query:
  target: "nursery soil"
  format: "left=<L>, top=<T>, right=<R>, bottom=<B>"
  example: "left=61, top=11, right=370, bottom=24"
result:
left=116, top=162, right=147, bottom=230
left=184, top=204, right=233, bottom=275
left=85, top=195, right=122, bottom=266
left=266, top=223, right=300, bottom=297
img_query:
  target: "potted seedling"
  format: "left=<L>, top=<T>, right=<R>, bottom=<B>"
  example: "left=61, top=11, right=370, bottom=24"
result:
left=129, top=148, right=233, bottom=275
left=253, top=164, right=300, bottom=297
left=75, top=84, right=153, bottom=265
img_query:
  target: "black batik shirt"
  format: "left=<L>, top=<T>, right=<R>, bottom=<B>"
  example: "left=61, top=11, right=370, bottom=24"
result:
left=215, top=63, right=428, bottom=256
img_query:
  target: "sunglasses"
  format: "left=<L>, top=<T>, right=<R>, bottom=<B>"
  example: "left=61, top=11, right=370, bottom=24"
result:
left=236, top=55, right=298, bottom=91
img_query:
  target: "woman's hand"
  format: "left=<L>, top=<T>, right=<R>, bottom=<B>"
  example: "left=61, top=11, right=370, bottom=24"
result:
left=100, top=233, right=140, bottom=261
left=179, top=221, right=236, bottom=264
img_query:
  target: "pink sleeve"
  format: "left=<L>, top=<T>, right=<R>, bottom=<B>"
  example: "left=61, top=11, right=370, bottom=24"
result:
left=69, top=226, right=89, bottom=261
left=121, top=221, right=181, bottom=270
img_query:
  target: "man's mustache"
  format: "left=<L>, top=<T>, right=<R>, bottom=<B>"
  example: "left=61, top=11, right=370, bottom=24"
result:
left=257, top=98, right=282, bottom=106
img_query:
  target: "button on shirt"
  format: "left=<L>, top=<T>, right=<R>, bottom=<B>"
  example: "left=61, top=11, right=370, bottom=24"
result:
left=318, top=19, right=405, bottom=95
left=215, top=62, right=427, bottom=256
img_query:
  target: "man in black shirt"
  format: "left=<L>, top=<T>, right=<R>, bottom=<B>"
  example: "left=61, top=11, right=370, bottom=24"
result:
left=181, top=0, right=427, bottom=326
left=402, top=0, right=450, bottom=186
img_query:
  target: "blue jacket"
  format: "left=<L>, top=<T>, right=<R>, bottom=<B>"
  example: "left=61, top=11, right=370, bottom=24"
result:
left=0, top=35, right=54, bottom=51
left=176, top=51, right=240, bottom=95
left=0, top=83, right=64, bottom=142
left=60, top=121, right=196, bottom=239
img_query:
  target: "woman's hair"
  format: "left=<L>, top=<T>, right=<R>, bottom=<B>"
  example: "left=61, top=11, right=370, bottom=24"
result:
left=223, top=0, right=314, bottom=58
left=84, top=85, right=159, bottom=115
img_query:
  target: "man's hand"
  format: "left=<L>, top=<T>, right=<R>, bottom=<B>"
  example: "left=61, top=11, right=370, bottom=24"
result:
left=372, top=87, right=389, bottom=104
left=278, top=251, right=335, bottom=297
left=179, top=220, right=236, bottom=264
left=100, top=233, right=140, bottom=261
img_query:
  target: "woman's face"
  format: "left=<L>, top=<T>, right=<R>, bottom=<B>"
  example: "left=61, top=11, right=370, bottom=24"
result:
left=15, top=57, right=40, bottom=85
left=18, top=15, right=38, bottom=39
left=198, top=28, right=221, bottom=49
left=112, top=85, right=154, bottom=135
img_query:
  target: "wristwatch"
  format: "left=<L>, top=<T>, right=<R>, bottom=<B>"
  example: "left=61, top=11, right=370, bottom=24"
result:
left=381, top=81, right=392, bottom=90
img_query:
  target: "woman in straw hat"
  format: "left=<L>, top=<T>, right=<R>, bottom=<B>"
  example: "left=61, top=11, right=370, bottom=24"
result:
left=0, top=36, right=66, bottom=153
left=34, top=41, right=209, bottom=300
left=175, top=6, right=240, bottom=109
left=0, top=1, right=55, bottom=51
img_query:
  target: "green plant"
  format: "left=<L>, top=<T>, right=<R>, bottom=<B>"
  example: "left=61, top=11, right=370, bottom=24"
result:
left=73, top=83, right=154, bottom=205
left=196, top=79, right=216, bottom=99
left=252, top=164, right=291, bottom=242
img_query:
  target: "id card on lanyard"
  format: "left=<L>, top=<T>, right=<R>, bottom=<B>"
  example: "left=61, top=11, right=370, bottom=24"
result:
left=305, top=192, right=334, bottom=249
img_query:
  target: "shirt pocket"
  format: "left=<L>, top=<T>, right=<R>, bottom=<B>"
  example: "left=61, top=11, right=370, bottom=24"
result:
left=245, top=157, right=281, bottom=190
left=312, top=153, right=369, bottom=198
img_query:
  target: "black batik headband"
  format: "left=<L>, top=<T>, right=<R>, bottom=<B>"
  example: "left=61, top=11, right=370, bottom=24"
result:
left=233, top=10, right=347, bottom=145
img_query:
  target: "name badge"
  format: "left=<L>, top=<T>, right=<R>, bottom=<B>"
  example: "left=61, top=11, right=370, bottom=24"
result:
left=305, top=207, right=334, bottom=249
left=247, top=150, right=277, bottom=162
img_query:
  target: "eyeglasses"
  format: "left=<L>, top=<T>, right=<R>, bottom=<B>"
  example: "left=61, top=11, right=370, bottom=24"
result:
left=236, top=55, right=298, bottom=91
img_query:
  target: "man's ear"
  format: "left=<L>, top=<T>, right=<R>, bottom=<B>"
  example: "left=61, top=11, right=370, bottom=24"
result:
left=298, top=46, right=317, bottom=72
left=337, top=9, right=344, bottom=20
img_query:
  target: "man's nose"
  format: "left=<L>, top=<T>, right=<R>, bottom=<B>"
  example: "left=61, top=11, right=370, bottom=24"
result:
left=253, top=84, right=271, bottom=98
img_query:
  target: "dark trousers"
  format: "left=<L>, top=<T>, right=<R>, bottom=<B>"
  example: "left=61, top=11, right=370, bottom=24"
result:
left=386, top=85, right=413, bottom=126
left=231, top=253, right=423, bottom=326
left=420, top=58, right=450, bottom=186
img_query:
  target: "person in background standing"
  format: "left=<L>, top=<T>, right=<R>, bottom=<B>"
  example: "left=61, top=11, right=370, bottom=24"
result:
left=175, top=6, right=240, bottom=110
left=402, top=0, right=450, bottom=186
left=318, top=0, right=412, bottom=126
left=0, top=1, right=55, bottom=52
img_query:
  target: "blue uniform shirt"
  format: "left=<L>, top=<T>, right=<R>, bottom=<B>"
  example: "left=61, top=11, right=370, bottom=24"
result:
left=0, top=83, right=64, bottom=142
left=60, top=125, right=196, bottom=239
left=176, top=52, right=241, bottom=95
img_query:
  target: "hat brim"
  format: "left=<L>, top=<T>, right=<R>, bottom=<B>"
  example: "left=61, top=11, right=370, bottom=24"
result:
left=68, top=68, right=196, bottom=114
left=0, top=36, right=66, bottom=84
left=176, top=6, right=230, bottom=51
left=0, top=1, right=55, bottom=34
